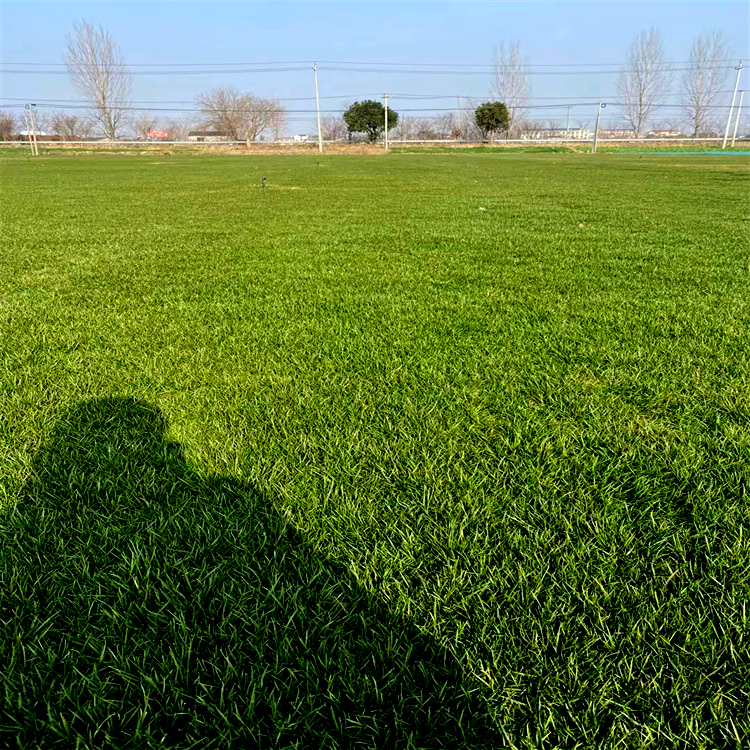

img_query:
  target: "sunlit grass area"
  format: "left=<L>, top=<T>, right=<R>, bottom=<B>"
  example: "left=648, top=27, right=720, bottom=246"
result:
left=1, top=151, right=748, bottom=748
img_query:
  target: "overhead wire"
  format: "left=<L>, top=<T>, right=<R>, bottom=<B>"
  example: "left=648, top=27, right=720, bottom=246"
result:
left=0, top=64, right=738, bottom=76
left=1, top=101, right=746, bottom=114
left=1, top=57, right=740, bottom=67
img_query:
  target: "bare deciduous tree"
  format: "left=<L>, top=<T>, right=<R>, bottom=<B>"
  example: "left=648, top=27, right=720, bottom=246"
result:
left=459, top=98, right=485, bottom=141
left=520, top=118, right=563, bottom=139
left=521, top=120, right=546, bottom=139
left=49, top=111, right=94, bottom=139
left=0, top=112, right=18, bottom=140
left=22, top=109, right=49, bottom=136
left=618, top=28, right=671, bottom=137
left=391, top=116, right=442, bottom=141
left=321, top=114, right=348, bottom=141
left=430, top=113, right=464, bottom=140
left=65, top=21, right=131, bottom=139
left=132, top=112, right=159, bottom=140
left=268, top=108, right=286, bottom=141
left=197, top=87, right=286, bottom=141
left=165, top=118, right=193, bottom=142
left=491, top=40, right=530, bottom=137
left=681, top=31, right=731, bottom=137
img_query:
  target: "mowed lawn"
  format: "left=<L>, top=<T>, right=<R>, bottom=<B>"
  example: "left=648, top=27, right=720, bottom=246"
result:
left=1, top=151, right=749, bottom=748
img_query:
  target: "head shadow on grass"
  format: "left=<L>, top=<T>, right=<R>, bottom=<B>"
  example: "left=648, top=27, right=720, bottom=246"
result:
left=0, top=397, right=497, bottom=749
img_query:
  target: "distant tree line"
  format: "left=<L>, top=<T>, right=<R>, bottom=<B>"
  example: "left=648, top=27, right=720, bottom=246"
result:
left=1, top=21, right=738, bottom=141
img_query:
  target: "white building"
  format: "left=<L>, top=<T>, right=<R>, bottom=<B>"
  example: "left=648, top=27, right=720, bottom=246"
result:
left=277, top=134, right=311, bottom=143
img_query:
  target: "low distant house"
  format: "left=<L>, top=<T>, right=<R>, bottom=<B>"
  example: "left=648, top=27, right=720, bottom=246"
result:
left=187, top=130, right=229, bottom=142
left=647, top=129, right=682, bottom=138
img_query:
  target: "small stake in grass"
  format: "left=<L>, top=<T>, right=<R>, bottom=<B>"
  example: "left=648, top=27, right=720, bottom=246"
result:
left=261, top=176, right=267, bottom=189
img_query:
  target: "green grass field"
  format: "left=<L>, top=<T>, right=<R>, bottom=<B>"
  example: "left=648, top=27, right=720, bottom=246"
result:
left=1, top=151, right=749, bottom=748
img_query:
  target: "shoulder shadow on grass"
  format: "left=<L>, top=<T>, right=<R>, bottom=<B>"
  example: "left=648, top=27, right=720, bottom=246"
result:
left=0, top=397, right=497, bottom=749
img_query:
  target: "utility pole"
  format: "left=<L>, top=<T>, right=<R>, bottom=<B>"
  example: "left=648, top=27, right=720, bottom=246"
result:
left=30, top=105, right=40, bottom=156
left=313, top=62, right=323, bottom=152
left=592, top=102, right=606, bottom=154
left=457, top=96, right=462, bottom=140
left=384, top=93, right=389, bottom=151
left=25, top=103, right=39, bottom=156
left=722, top=60, right=743, bottom=149
left=566, top=106, right=571, bottom=139
left=731, top=90, right=744, bottom=147
left=23, top=112, right=33, bottom=155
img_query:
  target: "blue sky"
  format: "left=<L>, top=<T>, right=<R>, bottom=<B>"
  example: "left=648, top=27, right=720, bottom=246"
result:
left=1, top=1, right=747, bottom=134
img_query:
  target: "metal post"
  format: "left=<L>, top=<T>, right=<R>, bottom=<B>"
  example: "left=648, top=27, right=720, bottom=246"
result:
left=592, top=102, right=605, bottom=154
left=731, top=90, right=744, bottom=147
left=566, top=106, right=571, bottom=140
left=313, top=62, right=323, bottom=152
left=722, top=60, right=743, bottom=149
left=384, top=93, right=389, bottom=151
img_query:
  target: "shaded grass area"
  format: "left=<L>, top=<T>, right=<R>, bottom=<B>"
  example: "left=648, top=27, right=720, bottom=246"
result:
left=3, top=142, right=748, bottom=160
left=2, top=398, right=490, bottom=748
left=1, top=152, right=749, bottom=747
left=593, top=143, right=750, bottom=153
left=393, top=142, right=750, bottom=154
left=392, top=145, right=579, bottom=153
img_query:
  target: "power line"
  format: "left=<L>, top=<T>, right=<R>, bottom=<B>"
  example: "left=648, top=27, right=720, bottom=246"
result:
left=0, top=60, right=313, bottom=67
left=387, top=89, right=737, bottom=100
left=0, top=94, right=368, bottom=104
left=1, top=90, right=737, bottom=108
left=0, top=67, right=736, bottom=77
left=0, top=66, right=310, bottom=76
left=316, top=64, right=736, bottom=76
left=1, top=58, right=740, bottom=68
left=2, top=101, right=745, bottom=115
left=0, top=64, right=739, bottom=76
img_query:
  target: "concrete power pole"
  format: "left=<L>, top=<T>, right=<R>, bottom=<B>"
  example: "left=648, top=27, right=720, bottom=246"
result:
left=592, top=102, right=606, bottom=154
left=384, top=93, right=389, bottom=151
left=731, top=90, right=745, bottom=147
left=313, top=63, right=323, bottom=152
left=25, top=103, right=39, bottom=156
left=722, top=60, right=743, bottom=149
left=31, top=105, right=40, bottom=156
left=23, top=112, right=33, bottom=155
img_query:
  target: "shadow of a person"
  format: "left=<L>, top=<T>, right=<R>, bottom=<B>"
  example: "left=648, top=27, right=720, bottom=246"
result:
left=1, top=398, right=496, bottom=749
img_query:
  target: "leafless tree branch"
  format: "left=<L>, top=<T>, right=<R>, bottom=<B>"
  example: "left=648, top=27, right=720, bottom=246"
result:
left=618, top=28, right=671, bottom=137
left=681, top=31, right=732, bottom=137
left=49, top=111, right=94, bottom=139
left=491, top=40, right=531, bottom=137
left=196, top=87, right=287, bottom=141
left=132, top=112, right=159, bottom=140
left=65, top=20, right=131, bottom=139
left=0, top=112, right=18, bottom=140
left=320, top=115, right=348, bottom=141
